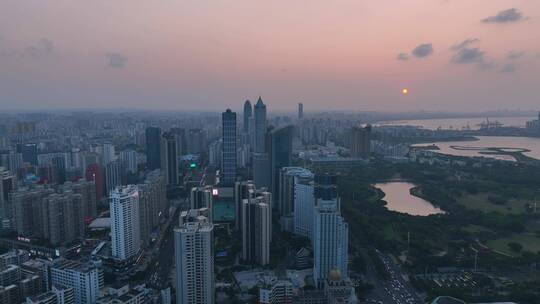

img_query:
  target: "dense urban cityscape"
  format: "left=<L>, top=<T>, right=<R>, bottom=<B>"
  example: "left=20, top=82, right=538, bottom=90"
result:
left=2, top=1, right=540, bottom=303
left=0, top=104, right=539, bottom=303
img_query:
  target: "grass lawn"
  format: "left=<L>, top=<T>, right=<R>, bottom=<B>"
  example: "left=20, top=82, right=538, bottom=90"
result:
left=463, top=224, right=493, bottom=234
left=487, top=233, right=540, bottom=256
left=458, top=193, right=529, bottom=215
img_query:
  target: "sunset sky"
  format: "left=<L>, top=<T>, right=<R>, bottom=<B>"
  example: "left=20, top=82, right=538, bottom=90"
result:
left=1, top=0, right=539, bottom=112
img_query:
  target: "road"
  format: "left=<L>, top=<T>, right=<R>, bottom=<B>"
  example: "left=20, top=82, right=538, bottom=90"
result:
left=363, top=250, right=424, bottom=304
left=145, top=205, right=181, bottom=289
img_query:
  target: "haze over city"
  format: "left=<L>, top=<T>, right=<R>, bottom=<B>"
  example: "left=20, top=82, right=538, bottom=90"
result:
left=2, top=2, right=540, bottom=304
left=1, top=0, right=539, bottom=111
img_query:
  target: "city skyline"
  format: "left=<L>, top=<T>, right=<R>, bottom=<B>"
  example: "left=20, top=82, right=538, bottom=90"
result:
left=1, top=1, right=539, bottom=112
left=1, top=2, right=540, bottom=303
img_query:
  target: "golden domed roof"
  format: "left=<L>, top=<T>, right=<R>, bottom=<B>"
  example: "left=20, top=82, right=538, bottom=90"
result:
left=328, top=269, right=342, bottom=281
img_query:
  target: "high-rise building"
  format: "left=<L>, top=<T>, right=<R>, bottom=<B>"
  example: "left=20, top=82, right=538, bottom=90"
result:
left=253, top=153, right=271, bottom=189
left=190, top=186, right=213, bottom=211
left=20, top=143, right=38, bottom=166
left=186, top=129, right=207, bottom=155
left=49, top=154, right=67, bottom=184
left=277, top=167, right=314, bottom=237
left=145, top=127, right=162, bottom=170
left=221, top=109, right=237, bottom=186
left=254, top=97, right=267, bottom=153
left=294, top=175, right=315, bottom=240
left=171, top=127, right=187, bottom=156
left=12, top=186, right=86, bottom=245
left=243, top=100, right=252, bottom=133
left=138, top=170, right=167, bottom=246
left=252, top=97, right=272, bottom=188
left=268, top=125, right=293, bottom=209
left=161, top=132, right=179, bottom=185
left=312, top=174, right=348, bottom=286
left=350, top=125, right=371, bottom=159
left=105, top=160, right=127, bottom=196
left=234, top=180, right=256, bottom=231
left=119, top=150, right=137, bottom=174
left=0, top=168, right=15, bottom=222
left=42, top=192, right=85, bottom=245
left=0, top=152, right=23, bottom=174
left=242, top=100, right=253, bottom=148
left=85, top=164, right=104, bottom=201
left=242, top=190, right=271, bottom=265
left=50, top=259, right=103, bottom=304
left=63, top=180, right=97, bottom=218
left=102, top=143, right=116, bottom=165
left=110, top=185, right=141, bottom=261
left=13, top=187, right=55, bottom=238
left=208, top=140, right=222, bottom=166
left=174, top=208, right=214, bottom=304
left=298, top=103, right=304, bottom=120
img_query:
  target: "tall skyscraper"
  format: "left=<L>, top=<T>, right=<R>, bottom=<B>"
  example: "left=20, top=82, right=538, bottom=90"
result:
left=350, top=125, right=372, bottom=159
left=253, top=153, right=271, bottom=189
left=145, top=127, right=162, bottom=170
left=243, top=100, right=252, bottom=133
left=50, top=259, right=103, bottom=304
left=234, top=180, right=255, bottom=231
left=298, top=102, right=304, bottom=120
left=221, top=109, right=237, bottom=186
left=312, top=174, right=349, bottom=286
left=252, top=97, right=272, bottom=188
left=171, top=127, right=187, bottom=156
left=254, top=97, right=267, bottom=153
left=174, top=208, right=214, bottom=304
left=269, top=125, right=293, bottom=209
left=105, top=160, right=127, bottom=195
left=277, top=167, right=315, bottom=238
left=110, top=185, right=141, bottom=261
left=119, top=150, right=138, bottom=174
left=161, top=132, right=179, bottom=185
left=242, top=190, right=271, bottom=266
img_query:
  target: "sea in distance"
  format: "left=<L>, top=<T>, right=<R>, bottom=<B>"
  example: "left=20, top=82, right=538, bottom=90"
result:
left=378, top=116, right=535, bottom=131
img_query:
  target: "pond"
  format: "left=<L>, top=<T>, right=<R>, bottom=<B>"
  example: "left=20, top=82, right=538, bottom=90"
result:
left=374, top=182, right=444, bottom=216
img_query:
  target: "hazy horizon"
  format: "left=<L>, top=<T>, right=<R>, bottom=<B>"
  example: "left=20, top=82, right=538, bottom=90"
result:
left=1, top=1, right=539, bottom=111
